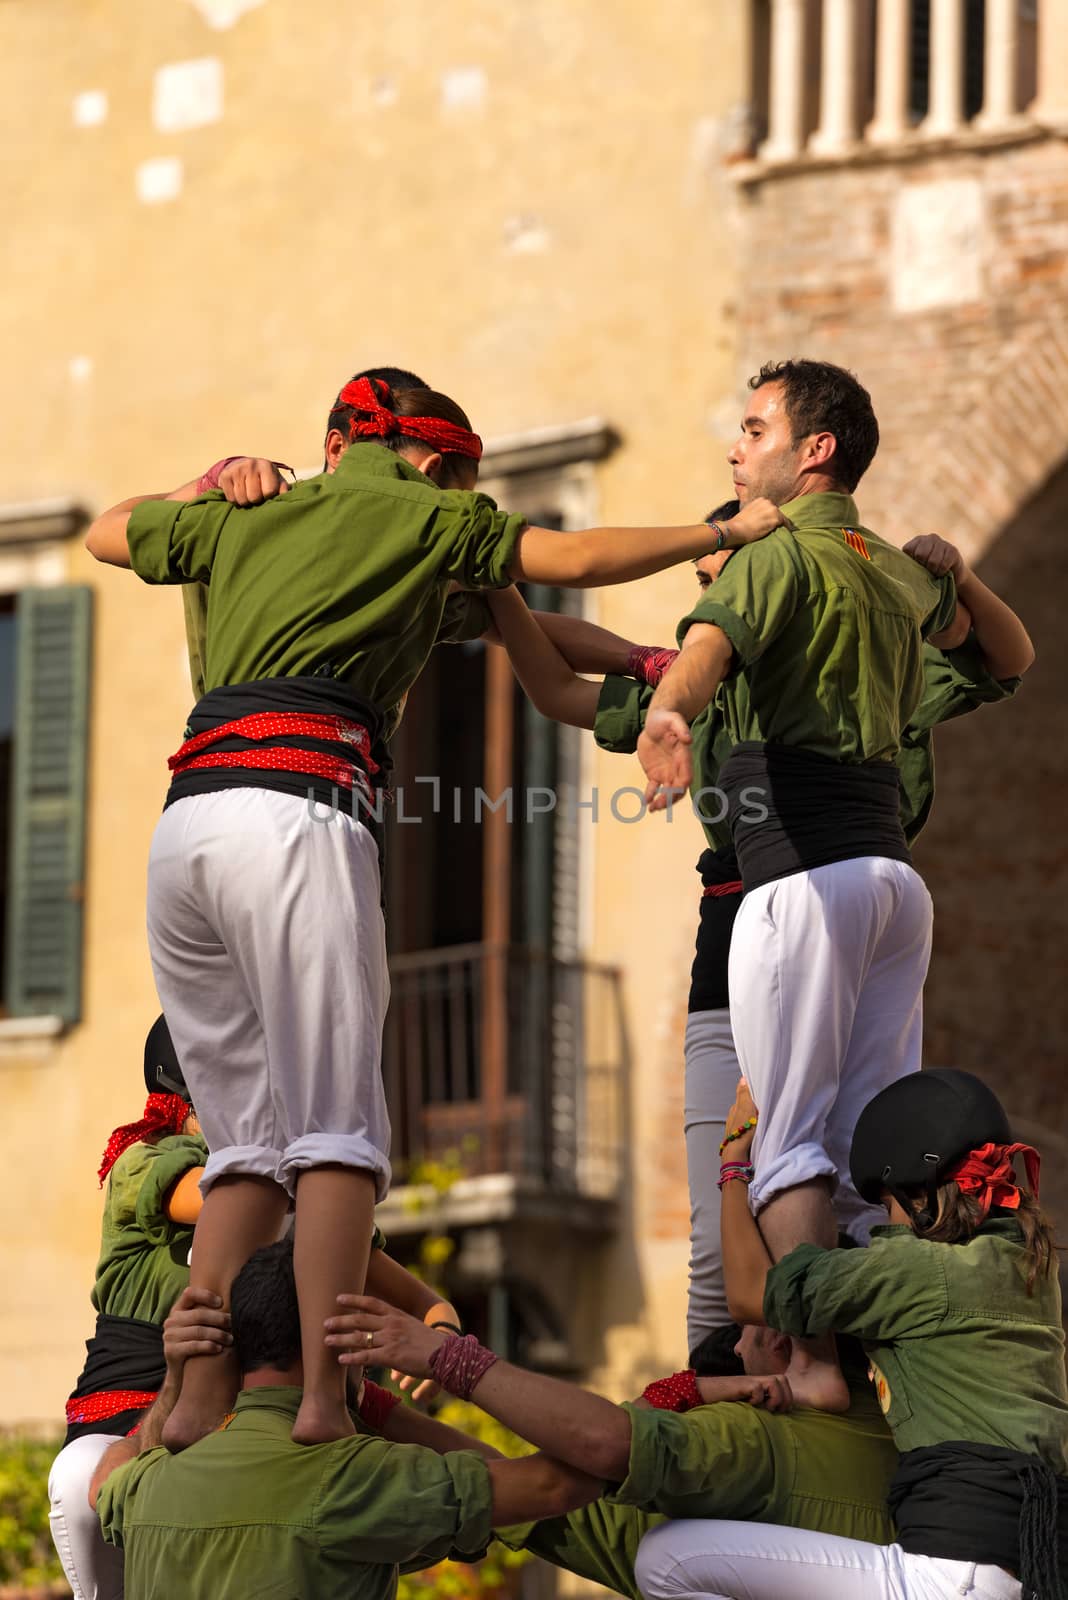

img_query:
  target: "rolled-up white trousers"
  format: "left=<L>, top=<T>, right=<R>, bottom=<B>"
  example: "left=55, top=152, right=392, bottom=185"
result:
left=636, top=1519, right=1021, bottom=1600
left=728, top=857, right=933, bottom=1242
left=146, top=788, right=391, bottom=1199
left=49, top=1434, right=125, bottom=1600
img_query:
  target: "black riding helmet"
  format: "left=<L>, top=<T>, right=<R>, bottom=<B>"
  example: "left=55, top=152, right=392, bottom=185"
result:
left=850, top=1068, right=1013, bottom=1210
left=143, top=1014, right=190, bottom=1101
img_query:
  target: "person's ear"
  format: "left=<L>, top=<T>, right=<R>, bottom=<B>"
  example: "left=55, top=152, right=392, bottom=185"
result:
left=416, top=450, right=445, bottom=485
left=769, top=1330, right=792, bottom=1365
left=324, top=429, right=349, bottom=473
left=805, top=431, right=837, bottom=472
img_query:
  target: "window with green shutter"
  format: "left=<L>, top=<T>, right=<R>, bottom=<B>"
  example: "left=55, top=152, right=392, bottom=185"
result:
left=4, top=585, right=92, bottom=1023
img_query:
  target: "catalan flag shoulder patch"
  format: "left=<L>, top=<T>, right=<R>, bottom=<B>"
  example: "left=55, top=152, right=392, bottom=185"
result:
left=842, top=527, right=871, bottom=560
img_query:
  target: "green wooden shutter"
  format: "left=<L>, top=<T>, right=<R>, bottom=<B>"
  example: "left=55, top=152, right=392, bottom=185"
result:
left=5, top=586, right=92, bottom=1022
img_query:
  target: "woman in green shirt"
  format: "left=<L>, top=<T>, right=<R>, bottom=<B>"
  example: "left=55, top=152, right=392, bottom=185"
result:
left=641, top=1071, right=1066, bottom=1600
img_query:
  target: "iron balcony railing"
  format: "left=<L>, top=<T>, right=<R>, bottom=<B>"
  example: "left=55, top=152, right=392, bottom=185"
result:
left=383, top=942, right=625, bottom=1200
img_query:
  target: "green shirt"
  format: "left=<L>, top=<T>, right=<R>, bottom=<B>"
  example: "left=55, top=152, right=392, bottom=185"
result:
left=97, top=1386, right=494, bottom=1600
left=129, top=443, right=523, bottom=713
left=91, top=1134, right=207, bottom=1323
left=678, top=492, right=957, bottom=764
left=594, top=636, right=1016, bottom=851
left=765, top=1222, right=1068, bottom=1470
left=499, top=1385, right=896, bottom=1599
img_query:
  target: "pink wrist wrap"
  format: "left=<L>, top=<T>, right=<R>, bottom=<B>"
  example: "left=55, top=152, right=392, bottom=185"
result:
left=195, top=456, right=243, bottom=495
left=427, top=1334, right=498, bottom=1400
left=358, top=1379, right=401, bottom=1433
left=626, top=644, right=680, bottom=689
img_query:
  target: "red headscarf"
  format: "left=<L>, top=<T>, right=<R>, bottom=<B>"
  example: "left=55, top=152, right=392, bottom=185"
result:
left=333, top=376, right=483, bottom=462
left=944, top=1142, right=1041, bottom=1219
left=97, top=1093, right=190, bottom=1186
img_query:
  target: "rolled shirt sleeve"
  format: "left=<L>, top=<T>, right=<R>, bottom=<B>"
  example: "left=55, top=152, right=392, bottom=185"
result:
left=764, top=1234, right=949, bottom=1344
left=606, top=1402, right=776, bottom=1520
left=435, top=495, right=527, bottom=592
left=318, top=1440, right=495, bottom=1568
left=104, top=1137, right=206, bottom=1250
left=593, top=676, right=651, bottom=755
left=921, top=571, right=959, bottom=639
left=127, top=494, right=233, bottom=585
left=677, top=536, right=802, bottom=666
left=909, top=637, right=1022, bottom=734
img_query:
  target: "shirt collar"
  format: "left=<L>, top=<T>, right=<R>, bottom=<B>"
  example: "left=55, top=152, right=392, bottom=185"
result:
left=332, top=441, right=431, bottom=485
left=234, top=1385, right=303, bottom=1416
left=779, top=490, right=861, bottom=530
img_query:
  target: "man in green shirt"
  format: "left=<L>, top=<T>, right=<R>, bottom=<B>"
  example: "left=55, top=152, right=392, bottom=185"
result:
left=635, top=359, right=970, bottom=1411
left=92, top=1237, right=601, bottom=1600
left=323, top=1291, right=897, bottom=1600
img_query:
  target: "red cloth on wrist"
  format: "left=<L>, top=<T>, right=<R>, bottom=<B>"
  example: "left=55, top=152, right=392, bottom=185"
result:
left=358, top=1380, right=402, bottom=1433
left=195, top=456, right=244, bottom=495
left=642, top=1369, right=703, bottom=1412
left=626, top=645, right=680, bottom=690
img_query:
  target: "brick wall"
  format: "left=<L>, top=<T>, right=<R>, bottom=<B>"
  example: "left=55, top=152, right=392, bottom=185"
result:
left=732, top=136, right=1068, bottom=566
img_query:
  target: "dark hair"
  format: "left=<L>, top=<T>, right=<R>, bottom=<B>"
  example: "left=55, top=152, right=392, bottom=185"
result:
left=325, top=366, right=427, bottom=440
left=230, top=1236, right=301, bottom=1374
left=328, top=376, right=477, bottom=490
left=749, top=359, right=879, bottom=491
left=689, top=1323, right=744, bottom=1377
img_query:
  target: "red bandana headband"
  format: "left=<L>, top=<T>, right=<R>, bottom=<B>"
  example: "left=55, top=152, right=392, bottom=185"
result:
left=334, top=377, right=483, bottom=462
left=944, top=1141, right=1041, bottom=1219
left=98, top=1092, right=190, bottom=1186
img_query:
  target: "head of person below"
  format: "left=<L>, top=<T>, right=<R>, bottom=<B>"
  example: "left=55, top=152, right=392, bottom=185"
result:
left=90, top=1234, right=602, bottom=1600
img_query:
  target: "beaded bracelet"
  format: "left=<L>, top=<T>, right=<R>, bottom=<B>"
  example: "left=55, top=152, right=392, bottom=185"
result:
left=707, top=520, right=728, bottom=554
left=718, top=1116, right=758, bottom=1157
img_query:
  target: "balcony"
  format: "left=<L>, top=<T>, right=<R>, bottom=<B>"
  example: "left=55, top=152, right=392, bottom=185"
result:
left=377, top=942, right=626, bottom=1240
left=741, top=0, right=1066, bottom=177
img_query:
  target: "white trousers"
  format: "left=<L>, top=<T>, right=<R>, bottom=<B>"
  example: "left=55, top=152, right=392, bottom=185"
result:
left=147, top=789, right=392, bottom=1199
left=49, top=1434, right=125, bottom=1600
left=728, top=857, right=932, bottom=1242
left=636, top=1521, right=1021, bottom=1600
left=684, top=1009, right=742, bottom=1353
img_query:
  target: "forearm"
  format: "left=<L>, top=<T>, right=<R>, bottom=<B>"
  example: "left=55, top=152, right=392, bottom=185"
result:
left=470, top=1361, right=632, bottom=1482
left=956, top=570, right=1035, bottom=678
left=88, top=1438, right=137, bottom=1509
left=511, top=523, right=719, bottom=588
left=131, top=1371, right=181, bottom=1453
left=85, top=480, right=202, bottom=568
left=529, top=610, right=637, bottom=675
left=382, top=1401, right=502, bottom=1460
left=489, top=589, right=601, bottom=729
left=649, top=627, right=732, bottom=724
left=363, top=1250, right=460, bottom=1331
left=489, top=1453, right=605, bottom=1525
left=721, top=1179, right=773, bottom=1326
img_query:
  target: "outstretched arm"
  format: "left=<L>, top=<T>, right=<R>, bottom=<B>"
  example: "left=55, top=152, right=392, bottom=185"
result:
left=326, top=1301, right=634, bottom=1482
left=507, top=499, right=783, bottom=588
left=905, top=535, right=1034, bottom=680
left=488, top=589, right=602, bottom=729
left=85, top=458, right=290, bottom=569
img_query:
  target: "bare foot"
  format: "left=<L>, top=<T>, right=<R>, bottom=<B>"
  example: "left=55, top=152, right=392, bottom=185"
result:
left=162, top=1395, right=229, bottom=1453
left=291, top=1394, right=356, bottom=1446
left=784, top=1354, right=850, bottom=1413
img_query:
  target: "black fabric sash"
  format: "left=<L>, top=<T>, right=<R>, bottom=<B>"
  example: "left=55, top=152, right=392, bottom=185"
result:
left=720, top=741, right=910, bottom=892
left=64, top=1313, right=166, bottom=1444
left=689, top=846, right=743, bottom=1014
left=889, top=1442, right=1068, bottom=1599
left=164, top=675, right=390, bottom=823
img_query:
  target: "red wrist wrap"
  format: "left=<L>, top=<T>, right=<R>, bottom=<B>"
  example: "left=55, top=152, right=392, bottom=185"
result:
left=427, top=1333, right=498, bottom=1400
left=626, top=645, right=680, bottom=689
left=358, top=1380, right=402, bottom=1433
left=642, top=1369, right=703, bottom=1412
left=195, top=456, right=244, bottom=495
